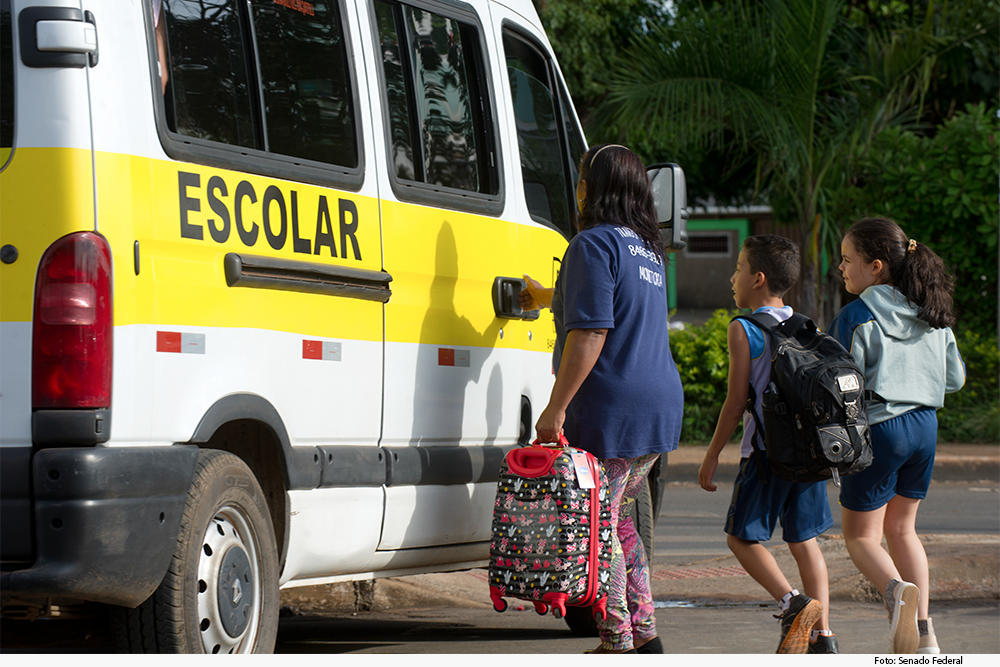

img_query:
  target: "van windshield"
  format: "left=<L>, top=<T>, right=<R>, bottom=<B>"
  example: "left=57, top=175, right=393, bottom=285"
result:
left=1, top=0, right=13, bottom=161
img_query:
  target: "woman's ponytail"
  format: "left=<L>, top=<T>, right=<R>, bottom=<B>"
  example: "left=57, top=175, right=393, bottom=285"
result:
left=846, top=218, right=956, bottom=329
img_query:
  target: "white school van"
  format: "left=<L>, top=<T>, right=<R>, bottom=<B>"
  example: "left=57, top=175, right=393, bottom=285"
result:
left=0, top=0, right=686, bottom=653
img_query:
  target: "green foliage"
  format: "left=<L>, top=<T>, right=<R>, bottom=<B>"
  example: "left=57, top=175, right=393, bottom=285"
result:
left=937, top=329, right=1000, bottom=443
left=531, top=0, right=667, bottom=121
left=668, top=309, right=740, bottom=442
left=836, top=103, right=999, bottom=336
left=592, top=0, right=997, bottom=321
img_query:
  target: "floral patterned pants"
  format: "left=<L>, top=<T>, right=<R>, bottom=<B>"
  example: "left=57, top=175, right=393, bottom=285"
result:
left=597, top=454, right=660, bottom=651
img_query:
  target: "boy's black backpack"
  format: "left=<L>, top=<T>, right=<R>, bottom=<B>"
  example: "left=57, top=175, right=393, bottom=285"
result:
left=735, top=312, right=874, bottom=486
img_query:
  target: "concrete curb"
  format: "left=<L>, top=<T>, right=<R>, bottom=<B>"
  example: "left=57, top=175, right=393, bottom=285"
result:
left=663, top=444, right=1000, bottom=484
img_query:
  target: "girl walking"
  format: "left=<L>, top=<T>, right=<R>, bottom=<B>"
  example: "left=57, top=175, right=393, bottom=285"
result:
left=829, top=218, right=966, bottom=654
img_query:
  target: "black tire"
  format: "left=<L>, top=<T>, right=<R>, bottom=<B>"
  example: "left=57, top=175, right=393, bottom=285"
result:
left=111, top=450, right=280, bottom=653
left=634, top=480, right=655, bottom=566
left=563, top=478, right=656, bottom=637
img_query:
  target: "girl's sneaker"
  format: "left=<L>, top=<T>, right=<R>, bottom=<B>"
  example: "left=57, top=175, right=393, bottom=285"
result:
left=886, top=580, right=920, bottom=654
left=807, top=634, right=840, bottom=654
left=916, top=618, right=940, bottom=654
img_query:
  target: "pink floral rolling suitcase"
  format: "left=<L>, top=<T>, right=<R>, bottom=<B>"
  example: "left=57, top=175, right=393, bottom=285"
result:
left=488, top=437, right=611, bottom=620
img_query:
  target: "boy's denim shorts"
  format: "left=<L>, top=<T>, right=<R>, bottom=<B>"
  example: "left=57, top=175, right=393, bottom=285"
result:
left=725, top=454, right=834, bottom=544
left=839, top=407, right=937, bottom=512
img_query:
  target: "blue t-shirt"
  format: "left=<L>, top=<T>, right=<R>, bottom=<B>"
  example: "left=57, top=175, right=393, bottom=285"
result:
left=550, top=223, right=683, bottom=459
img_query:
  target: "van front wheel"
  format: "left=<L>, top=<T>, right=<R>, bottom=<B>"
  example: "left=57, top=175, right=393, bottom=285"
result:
left=111, top=450, right=279, bottom=653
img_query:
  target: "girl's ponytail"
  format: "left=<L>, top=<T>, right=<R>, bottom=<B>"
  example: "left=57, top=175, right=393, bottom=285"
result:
left=895, top=240, right=955, bottom=329
left=846, top=218, right=956, bottom=329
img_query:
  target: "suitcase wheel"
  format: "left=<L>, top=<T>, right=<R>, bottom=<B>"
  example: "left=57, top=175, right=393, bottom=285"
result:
left=493, top=598, right=507, bottom=613
left=592, top=596, right=608, bottom=621
left=533, top=601, right=549, bottom=616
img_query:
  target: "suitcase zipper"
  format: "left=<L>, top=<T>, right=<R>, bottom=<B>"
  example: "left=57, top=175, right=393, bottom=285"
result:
left=584, top=454, right=602, bottom=604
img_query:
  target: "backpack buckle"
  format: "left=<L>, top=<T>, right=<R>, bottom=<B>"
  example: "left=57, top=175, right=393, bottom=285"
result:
left=844, top=399, right=859, bottom=422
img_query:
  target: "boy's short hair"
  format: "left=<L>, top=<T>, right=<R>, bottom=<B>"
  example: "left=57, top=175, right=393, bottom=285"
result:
left=742, top=235, right=801, bottom=297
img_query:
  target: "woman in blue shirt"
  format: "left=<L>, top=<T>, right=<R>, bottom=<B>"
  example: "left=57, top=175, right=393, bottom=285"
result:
left=520, top=144, right=684, bottom=653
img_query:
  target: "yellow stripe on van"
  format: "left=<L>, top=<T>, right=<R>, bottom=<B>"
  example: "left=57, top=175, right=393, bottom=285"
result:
left=0, top=147, right=96, bottom=322
left=4, top=148, right=565, bottom=352
left=95, top=152, right=385, bottom=342
left=381, top=199, right=561, bottom=353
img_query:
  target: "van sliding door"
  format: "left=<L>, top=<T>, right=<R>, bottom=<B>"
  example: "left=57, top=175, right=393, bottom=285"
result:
left=371, top=0, right=522, bottom=551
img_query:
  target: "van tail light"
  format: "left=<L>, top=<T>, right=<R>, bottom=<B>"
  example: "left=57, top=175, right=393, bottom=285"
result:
left=32, top=232, right=113, bottom=409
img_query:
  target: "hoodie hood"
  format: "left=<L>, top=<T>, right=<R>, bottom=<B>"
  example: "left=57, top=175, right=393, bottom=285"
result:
left=859, top=284, right=929, bottom=341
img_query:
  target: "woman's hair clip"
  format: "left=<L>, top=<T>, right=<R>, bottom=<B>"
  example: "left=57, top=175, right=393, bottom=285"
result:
left=907, top=239, right=917, bottom=254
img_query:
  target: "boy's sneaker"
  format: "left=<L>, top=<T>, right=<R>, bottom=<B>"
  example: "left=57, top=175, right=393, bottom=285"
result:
left=807, top=634, right=840, bottom=654
left=916, top=618, right=940, bottom=654
left=886, top=580, right=920, bottom=654
left=775, top=594, right=823, bottom=654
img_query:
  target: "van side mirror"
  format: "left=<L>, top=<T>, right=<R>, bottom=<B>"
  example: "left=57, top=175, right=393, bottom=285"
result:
left=647, top=163, right=688, bottom=250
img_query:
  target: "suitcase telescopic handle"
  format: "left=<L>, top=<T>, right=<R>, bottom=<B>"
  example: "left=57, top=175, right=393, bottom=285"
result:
left=530, top=434, right=570, bottom=448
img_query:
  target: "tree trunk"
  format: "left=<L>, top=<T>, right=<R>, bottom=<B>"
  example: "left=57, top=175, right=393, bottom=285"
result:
left=799, top=259, right=818, bottom=322
left=798, top=213, right=821, bottom=322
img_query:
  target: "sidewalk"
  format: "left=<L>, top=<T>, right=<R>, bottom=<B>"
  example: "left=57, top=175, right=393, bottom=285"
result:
left=280, top=444, right=999, bottom=615
left=663, top=443, right=1000, bottom=484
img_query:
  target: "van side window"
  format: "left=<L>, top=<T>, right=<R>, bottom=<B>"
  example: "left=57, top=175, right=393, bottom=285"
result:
left=250, top=1, right=358, bottom=167
left=374, top=0, right=497, bottom=195
left=163, top=0, right=257, bottom=150
left=502, top=31, right=584, bottom=238
left=160, top=0, right=358, bottom=170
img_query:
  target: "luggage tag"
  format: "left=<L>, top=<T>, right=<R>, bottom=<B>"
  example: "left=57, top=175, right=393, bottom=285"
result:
left=570, top=452, right=596, bottom=489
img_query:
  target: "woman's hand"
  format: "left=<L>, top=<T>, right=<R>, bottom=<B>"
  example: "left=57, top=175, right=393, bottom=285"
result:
left=534, top=403, right=565, bottom=444
left=518, top=274, right=552, bottom=311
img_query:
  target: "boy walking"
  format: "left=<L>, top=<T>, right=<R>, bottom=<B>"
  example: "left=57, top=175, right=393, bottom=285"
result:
left=698, top=235, right=838, bottom=654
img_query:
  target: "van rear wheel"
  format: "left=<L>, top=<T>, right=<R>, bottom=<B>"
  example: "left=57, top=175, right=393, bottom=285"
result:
left=111, top=450, right=279, bottom=653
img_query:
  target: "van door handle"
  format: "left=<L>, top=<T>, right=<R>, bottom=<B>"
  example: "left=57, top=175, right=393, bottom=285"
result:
left=492, top=277, right=539, bottom=321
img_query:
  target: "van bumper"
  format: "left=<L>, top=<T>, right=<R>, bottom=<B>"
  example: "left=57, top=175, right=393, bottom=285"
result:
left=0, top=445, right=199, bottom=608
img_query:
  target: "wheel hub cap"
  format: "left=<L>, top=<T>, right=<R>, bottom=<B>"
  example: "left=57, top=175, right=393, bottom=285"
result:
left=217, top=545, right=254, bottom=638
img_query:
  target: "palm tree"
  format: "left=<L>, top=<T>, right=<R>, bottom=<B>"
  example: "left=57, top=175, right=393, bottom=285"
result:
left=597, top=0, right=994, bottom=322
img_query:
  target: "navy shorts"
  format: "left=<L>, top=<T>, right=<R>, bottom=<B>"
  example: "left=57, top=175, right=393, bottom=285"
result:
left=839, top=407, right=938, bottom=512
left=725, top=454, right=833, bottom=544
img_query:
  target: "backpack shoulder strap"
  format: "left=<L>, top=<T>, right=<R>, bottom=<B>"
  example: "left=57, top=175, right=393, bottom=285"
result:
left=745, top=382, right=769, bottom=486
left=732, top=312, right=776, bottom=334
left=734, top=311, right=812, bottom=339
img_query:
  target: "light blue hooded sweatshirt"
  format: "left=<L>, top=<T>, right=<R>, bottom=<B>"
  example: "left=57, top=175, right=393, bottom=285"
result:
left=828, top=284, right=966, bottom=425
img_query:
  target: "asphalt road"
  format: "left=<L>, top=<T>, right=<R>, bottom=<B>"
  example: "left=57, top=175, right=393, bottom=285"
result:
left=269, top=478, right=1000, bottom=655
left=655, top=478, right=1000, bottom=564
left=3, top=479, right=997, bottom=655
left=271, top=599, right=1000, bottom=655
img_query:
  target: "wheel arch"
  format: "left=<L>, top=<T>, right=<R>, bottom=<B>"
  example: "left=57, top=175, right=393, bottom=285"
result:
left=187, top=394, right=298, bottom=573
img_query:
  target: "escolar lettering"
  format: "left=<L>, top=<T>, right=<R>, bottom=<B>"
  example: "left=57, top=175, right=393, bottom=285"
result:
left=178, top=171, right=362, bottom=261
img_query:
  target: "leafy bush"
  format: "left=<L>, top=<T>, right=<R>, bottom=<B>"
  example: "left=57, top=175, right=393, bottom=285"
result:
left=669, top=309, right=739, bottom=443
left=937, top=329, right=1000, bottom=444
left=670, top=310, right=998, bottom=444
